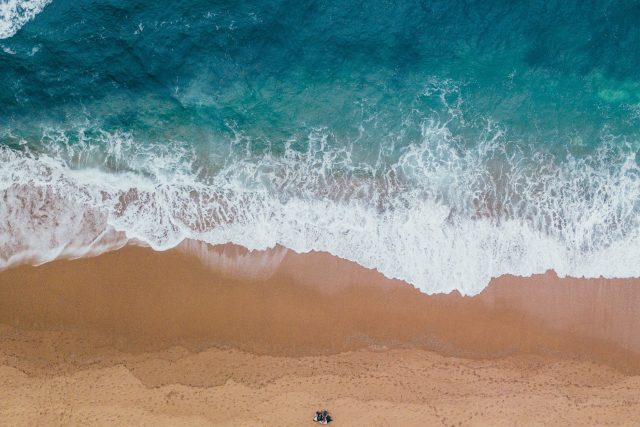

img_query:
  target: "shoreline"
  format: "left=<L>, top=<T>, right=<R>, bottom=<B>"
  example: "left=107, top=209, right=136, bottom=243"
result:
left=1, top=242, right=640, bottom=424
left=1, top=242, right=639, bottom=367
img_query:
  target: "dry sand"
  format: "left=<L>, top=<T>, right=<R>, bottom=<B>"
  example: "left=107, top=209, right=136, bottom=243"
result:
left=1, top=244, right=639, bottom=425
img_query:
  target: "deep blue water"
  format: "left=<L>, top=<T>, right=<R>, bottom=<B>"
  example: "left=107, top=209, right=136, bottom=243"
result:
left=1, top=0, right=640, bottom=294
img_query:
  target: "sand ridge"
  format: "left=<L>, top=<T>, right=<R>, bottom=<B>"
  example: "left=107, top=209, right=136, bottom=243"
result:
left=1, top=325, right=639, bottom=426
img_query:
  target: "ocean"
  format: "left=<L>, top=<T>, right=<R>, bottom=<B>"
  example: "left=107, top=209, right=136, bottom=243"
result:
left=1, top=0, right=640, bottom=294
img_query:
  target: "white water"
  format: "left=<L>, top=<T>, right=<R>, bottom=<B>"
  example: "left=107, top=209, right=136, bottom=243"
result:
left=0, top=0, right=51, bottom=39
left=2, top=118, right=640, bottom=295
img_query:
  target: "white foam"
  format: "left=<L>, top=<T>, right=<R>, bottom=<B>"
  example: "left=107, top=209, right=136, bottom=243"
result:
left=0, top=0, right=51, bottom=39
left=1, top=117, right=640, bottom=295
left=1, top=43, right=15, bottom=54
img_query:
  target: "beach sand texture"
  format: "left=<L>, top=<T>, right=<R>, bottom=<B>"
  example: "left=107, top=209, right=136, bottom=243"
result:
left=1, top=244, right=639, bottom=425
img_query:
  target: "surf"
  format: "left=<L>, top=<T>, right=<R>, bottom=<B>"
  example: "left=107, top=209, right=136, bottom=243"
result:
left=0, top=0, right=51, bottom=39
left=1, top=111, right=639, bottom=295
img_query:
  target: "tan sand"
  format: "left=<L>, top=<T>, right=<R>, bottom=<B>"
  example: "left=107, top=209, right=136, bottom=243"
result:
left=1, top=243, right=639, bottom=425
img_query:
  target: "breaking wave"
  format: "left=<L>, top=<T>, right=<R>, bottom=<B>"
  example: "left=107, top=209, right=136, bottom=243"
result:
left=2, top=102, right=639, bottom=295
left=0, top=0, right=51, bottom=39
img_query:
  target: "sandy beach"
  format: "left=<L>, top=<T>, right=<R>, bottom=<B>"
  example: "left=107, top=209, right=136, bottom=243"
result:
left=4, top=1, right=640, bottom=425
left=1, top=244, right=639, bottom=425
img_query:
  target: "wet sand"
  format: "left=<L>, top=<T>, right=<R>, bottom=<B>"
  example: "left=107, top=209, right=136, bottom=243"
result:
left=1, top=243, right=639, bottom=425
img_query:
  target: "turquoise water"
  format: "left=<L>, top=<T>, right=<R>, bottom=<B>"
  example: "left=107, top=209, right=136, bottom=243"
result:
left=1, top=0, right=640, bottom=294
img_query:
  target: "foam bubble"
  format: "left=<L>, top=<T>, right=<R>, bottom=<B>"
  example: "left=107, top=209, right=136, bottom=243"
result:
left=0, top=0, right=51, bottom=39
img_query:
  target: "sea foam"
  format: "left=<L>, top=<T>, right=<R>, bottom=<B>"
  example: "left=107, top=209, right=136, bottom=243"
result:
left=0, top=0, right=51, bottom=39
left=1, top=110, right=639, bottom=295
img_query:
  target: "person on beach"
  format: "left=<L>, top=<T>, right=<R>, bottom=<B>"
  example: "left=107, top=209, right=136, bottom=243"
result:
left=314, top=410, right=332, bottom=424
